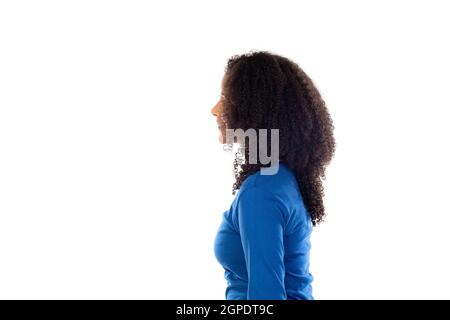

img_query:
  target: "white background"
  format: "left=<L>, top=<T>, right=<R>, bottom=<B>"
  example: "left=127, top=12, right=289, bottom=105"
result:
left=1, top=0, right=449, bottom=299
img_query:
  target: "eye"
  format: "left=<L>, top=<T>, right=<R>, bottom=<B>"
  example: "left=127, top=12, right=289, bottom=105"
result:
left=220, top=93, right=234, bottom=106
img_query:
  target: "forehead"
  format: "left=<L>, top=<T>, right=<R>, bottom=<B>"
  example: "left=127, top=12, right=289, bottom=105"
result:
left=220, top=73, right=229, bottom=91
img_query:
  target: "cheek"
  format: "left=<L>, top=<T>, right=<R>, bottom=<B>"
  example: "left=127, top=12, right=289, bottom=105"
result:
left=219, top=112, right=228, bottom=127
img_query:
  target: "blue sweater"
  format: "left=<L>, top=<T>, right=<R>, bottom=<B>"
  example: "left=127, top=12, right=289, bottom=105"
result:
left=214, top=162, right=314, bottom=300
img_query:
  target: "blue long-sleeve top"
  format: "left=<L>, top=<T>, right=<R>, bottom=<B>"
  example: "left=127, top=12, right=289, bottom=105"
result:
left=214, top=162, right=314, bottom=300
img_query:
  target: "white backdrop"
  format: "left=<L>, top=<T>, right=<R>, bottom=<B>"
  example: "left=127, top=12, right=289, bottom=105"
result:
left=1, top=0, right=449, bottom=299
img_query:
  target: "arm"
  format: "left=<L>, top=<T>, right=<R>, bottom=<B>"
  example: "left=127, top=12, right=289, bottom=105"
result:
left=236, top=187, right=287, bottom=300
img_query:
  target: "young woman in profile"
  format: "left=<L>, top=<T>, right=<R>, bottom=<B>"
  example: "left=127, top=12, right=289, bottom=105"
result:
left=212, top=51, right=335, bottom=300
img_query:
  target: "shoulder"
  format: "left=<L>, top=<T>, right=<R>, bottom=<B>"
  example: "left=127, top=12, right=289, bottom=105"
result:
left=231, top=162, right=310, bottom=232
left=239, top=162, right=300, bottom=201
left=233, top=184, right=288, bottom=232
left=233, top=163, right=294, bottom=228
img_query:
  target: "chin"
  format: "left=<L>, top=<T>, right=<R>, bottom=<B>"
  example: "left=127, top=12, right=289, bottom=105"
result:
left=218, top=132, right=225, bottom=144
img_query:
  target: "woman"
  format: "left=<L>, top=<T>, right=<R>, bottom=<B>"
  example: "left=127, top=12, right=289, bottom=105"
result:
left=212, top=51, right=336, bottom=300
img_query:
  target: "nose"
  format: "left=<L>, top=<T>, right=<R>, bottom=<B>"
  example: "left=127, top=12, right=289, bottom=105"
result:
left=211, top=101, right=220, bottom=117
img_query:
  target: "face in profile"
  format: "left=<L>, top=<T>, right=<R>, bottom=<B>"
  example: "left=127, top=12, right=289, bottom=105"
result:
left=211, top=80, right=227, bottom=144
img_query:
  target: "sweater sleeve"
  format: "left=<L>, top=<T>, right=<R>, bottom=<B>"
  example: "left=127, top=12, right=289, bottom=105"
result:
left=236, top=186, right=287, bottom=300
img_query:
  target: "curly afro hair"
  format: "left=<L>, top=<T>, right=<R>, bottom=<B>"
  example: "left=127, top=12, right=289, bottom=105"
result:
left=221, top=50, right=336, bottom=226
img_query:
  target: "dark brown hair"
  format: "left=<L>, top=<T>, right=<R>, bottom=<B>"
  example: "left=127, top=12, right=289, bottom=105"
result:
left=221, top=50, right=335, bottom=225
